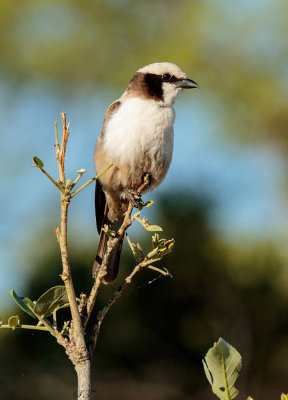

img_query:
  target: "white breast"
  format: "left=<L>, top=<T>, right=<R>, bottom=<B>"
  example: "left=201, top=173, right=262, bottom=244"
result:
left=103, top=97, right=175, bottom=167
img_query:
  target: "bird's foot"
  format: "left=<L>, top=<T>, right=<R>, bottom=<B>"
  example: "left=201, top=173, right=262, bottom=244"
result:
left=124, top=174, right=152, bottom=208
left=124, top=189, right=144, bottom=208
left=142, top=173, right=152, bottom=189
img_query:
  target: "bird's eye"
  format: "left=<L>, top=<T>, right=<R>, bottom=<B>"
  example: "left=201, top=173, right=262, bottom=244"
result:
left=162, top=73, right=171, bottom=81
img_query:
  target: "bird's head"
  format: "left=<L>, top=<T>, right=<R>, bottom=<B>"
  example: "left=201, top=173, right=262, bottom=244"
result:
left=126, top=62, right=199, bottom=106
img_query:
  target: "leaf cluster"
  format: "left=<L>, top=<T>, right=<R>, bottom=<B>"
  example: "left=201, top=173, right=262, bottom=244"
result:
left=1, top=287, right=70, bottom=335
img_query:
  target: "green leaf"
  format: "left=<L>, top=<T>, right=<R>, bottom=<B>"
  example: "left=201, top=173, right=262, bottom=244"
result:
left=32, top=156, right=44, bottom=168
left=8, top=315, right=20, bottom=329
left=24, top=297, right=36, bottom=311
left=135, top=216, right=163, bottom=232
left=8, top=289, right=36, bottom=318
left=152, top=233, right=160, bottom=247
left=143, top=200, right=154, bottom=207
left=126, top=233, right=139, bottom=261
left=202, top=338, right=242, bottom=400
left=34, top=286, right=69, bottom=317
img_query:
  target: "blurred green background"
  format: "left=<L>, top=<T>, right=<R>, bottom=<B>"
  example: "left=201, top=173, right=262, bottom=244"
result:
left=1, top=0, right=288, bottom=399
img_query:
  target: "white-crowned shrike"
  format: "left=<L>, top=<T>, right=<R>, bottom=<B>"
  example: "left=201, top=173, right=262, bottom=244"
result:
left=94, top=62, right=199, bottom=282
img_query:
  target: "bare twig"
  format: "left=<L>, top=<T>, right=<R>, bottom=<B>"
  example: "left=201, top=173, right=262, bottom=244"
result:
left=54, top=120, right=59, bottom=147
left=92, top=257, right=147, bottom=348
left=71, top=163, right=113, bottom=198
left=32, top=159, right=64, bottom=193
left=0, top=324, right=50, bottom=332
left=60, top=113, right=70, bottom=178
left=90, top=239, right=172, bottom=349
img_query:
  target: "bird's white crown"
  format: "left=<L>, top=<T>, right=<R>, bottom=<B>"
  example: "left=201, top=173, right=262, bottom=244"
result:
left=138, top=62, right=187, bottom=79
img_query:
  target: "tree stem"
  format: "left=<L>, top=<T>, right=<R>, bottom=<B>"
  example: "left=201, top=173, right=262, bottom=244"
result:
left=56, top=113, right=90, bottom=382
left=59, top=197, right=83, bottom=337
left=75, top=359, right=92, bottom=400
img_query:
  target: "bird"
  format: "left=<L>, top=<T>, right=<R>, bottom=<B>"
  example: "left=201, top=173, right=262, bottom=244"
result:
left=93, top=62, right=199, bottom=283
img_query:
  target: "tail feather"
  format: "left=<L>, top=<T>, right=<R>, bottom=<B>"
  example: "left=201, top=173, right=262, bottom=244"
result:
left=94, top=180, right=124, bottom=283
left=93, top=224, right=124, bottom=283
left=95, top=179, right=106, bottom=234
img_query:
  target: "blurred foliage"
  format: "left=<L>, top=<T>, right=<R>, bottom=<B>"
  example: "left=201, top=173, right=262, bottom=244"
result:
left=1, top=192, right=288, bottom=399
left=0, top=0, right=287, bottom=147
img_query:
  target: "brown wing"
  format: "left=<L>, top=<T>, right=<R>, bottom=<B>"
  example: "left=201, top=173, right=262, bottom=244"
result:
left=99, top=100, right=121, bottom=139
left=95, top=99, right=122, bottom=231
left=93, top=98, right=123, bottom=282
left=95, top=99, right=122, bottom=232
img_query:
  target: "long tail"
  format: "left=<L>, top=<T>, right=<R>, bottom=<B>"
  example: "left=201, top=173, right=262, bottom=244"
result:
left=93, top=212, right=124, bottom=283
left=93, top=180, right=123, bottom=283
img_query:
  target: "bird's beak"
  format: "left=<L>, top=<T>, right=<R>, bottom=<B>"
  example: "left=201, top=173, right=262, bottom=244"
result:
left=175, top=78, right=199, bottom=89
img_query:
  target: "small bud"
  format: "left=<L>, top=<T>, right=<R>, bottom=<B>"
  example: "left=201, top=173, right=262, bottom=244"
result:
left=76, top=169, right=87, bottom=175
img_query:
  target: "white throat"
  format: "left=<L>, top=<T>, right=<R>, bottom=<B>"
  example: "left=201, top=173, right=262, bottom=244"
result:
left=103, top=97, right=175, bottom=166
left=162, top=83, right=183, bottom=105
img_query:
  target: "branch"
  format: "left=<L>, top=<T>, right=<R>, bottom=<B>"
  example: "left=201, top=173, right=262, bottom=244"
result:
left=54, top=114, right=87, bottom=355
left=92, top=256, right=147, bottom=348
left=84, top=177, right=150, bottom=328
left=90, top=240, right=173, bottom=349
left=90, top=253, right=171, bottom=349
left=60, top=112, right=70, bottom=180
left=71, top=163, right=113, bottom=198
left=25, top=300, right=67, bottom=344
left=0, top=324, right=49, bottom=332
left=32, top=157, right=64, bottom=193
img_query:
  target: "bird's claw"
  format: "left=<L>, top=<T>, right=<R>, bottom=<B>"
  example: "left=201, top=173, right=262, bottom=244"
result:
left=124, top=189, right=144, bottom=208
